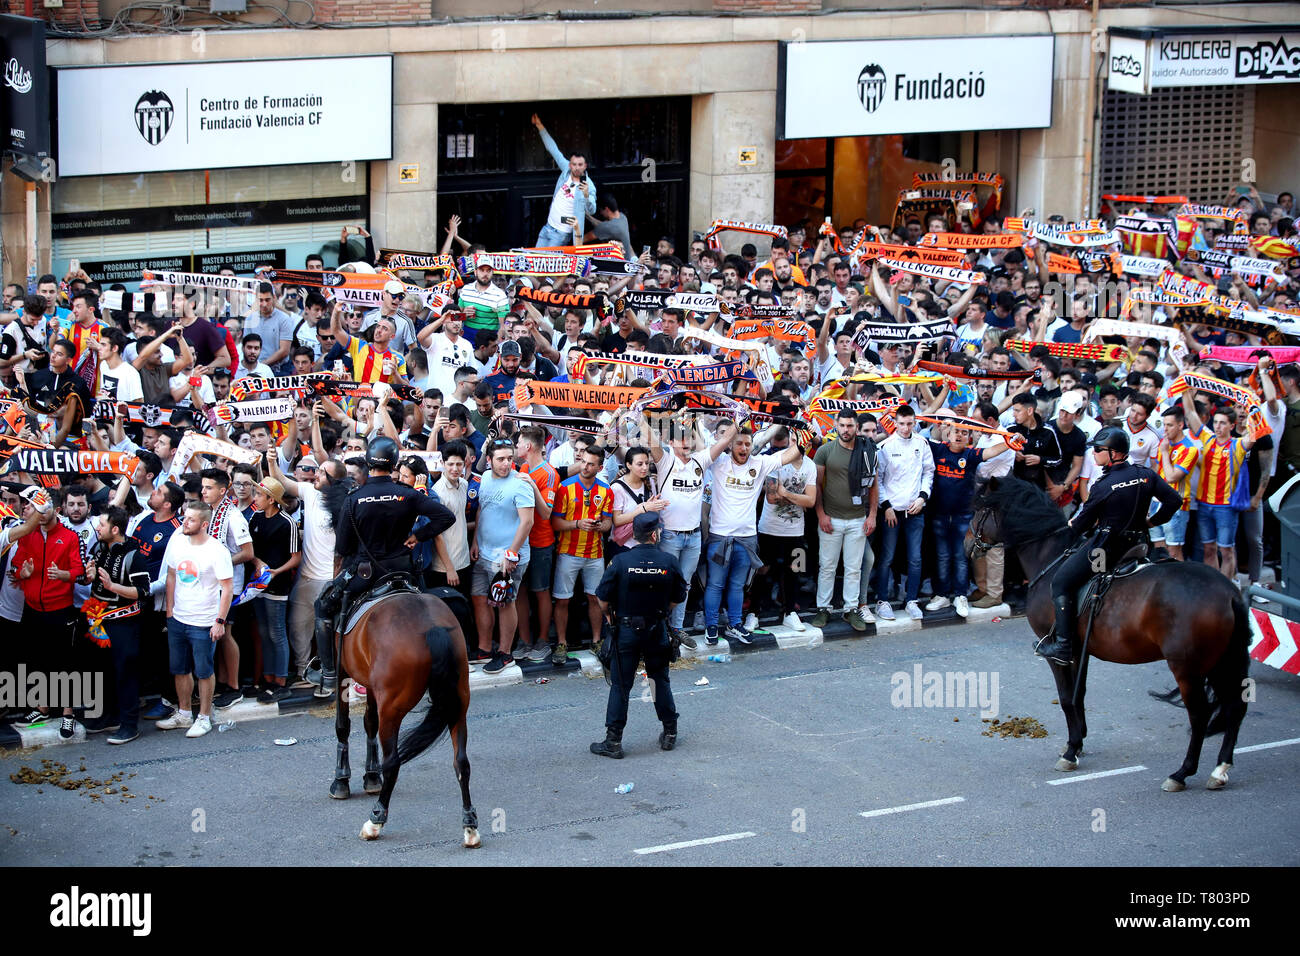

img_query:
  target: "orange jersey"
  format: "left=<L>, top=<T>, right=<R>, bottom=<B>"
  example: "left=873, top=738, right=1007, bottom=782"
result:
left=1156, top=435, right=1199, bottom=510
left=1191, top=425, right=1248, bottom=506
left=346, top=336, right=406, bottom=384
left=553, top=474, right=613, bottom=559
left=523, top=460, right=559, bottom=549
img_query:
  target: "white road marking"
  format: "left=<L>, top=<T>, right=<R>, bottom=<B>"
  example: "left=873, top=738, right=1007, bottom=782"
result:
left=1236, top=737, right=1300, bottom=754
left=859, top=796, right=965, bottom=818
left=633, top=831, right=757, bottom=855
left=1045, top=765, right=1146, bottom=786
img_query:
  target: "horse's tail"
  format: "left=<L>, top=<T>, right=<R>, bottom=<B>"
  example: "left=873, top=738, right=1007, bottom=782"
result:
left=395, top=625, right=459, bottom=765
left=1228, top=594, right=1252, bottom=679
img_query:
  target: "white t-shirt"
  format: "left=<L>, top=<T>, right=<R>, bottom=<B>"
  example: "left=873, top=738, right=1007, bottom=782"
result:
left=296, top=484, right=336, bottom=581
left=432, top=476, right=470, bottom=572
left=758, top=456, right=816, bottom=537
left=163, top=533, right=234, bottom=628
left=0, top=524, right=27, bottom=623
left=709, top=452, right=782, bottom=537
left=424, top=332, right=475, bottom=398
left=655, top=449, right=712, bottom=532
left=101, top=361, right=144, bottom=403
left=1124, top=418, right=1162, bottom=469
left=548, top=441, right=580, bottom=472
left=214, top=507, right=253, bottom=591
left=1263, top=400, right=1286, bottom=478
left=168, top=371, right=216, bottom=405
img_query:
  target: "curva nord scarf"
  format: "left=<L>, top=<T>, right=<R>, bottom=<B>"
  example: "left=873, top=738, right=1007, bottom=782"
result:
left=1005, top=218, right=1119, bottom=247
left=457, top=253, right=590, bottom=278
left=141, top=270, right=262, bottom=293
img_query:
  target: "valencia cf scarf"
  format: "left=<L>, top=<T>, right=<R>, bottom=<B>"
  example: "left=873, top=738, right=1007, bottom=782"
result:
left=569, top=348, right=713, bottom=380
left=1046, top=251, right=1121, bottom=275
left=515, top=285, right=612, bottom=317
left=662, top=360, right=750, bottom=387
left=0, top=436, right=139, bottom=478
left=849, top=243, right=968, bottom=268
left=1179, top=204, right=1249, bottom=233
left=682, top=326, right=770, bottom=356
left=911, top=172, right=1004, bottom=208
left=214, top=398, right=297, bottom=424
left=853, top=317, right=955, bottom=349
left=720, top=302, right=800, bottom=320
left=1005, top=218, right=1118, bottom=247
left=1004, top=339, right=1127, bottom=362
left=876, top=257, right=985, bottom=285
left=616, top=289, right=673, bottom=312
left=729, top=318, right=816, bottom=357
left=513, top=379, right=649, bottom=411
left=1178, top=312, right=1289, bottom=347
left=515, top=243, right=625, bottom=259
left=919, top=232, right=1023, bottom=250
left=588, top=258, right=643, bottom=277
left=1103, top=193, right=1189, bottom=205
left=303, top=379, right=420, bottom=403
left=377, top=249, right=460, bottom=273
left=914, top=360, right=1035, bottom=381
left=916, top=414, right=1025, bottom=451
left=230, top=373, right=332, bottom=402
left=704, top=219, right=788, bottom=244
left=501, top=411, right=608, bottom=436
left=1168, top=373, right=1261, bottom=408
left=169, top=432, right=260, bottom=479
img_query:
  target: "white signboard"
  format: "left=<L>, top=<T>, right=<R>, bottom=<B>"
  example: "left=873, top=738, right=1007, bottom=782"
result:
left=56, top=55, right=392, bottom=177
left=1111, top=30, right=1300, bottom=90
left=779, top=35, right=1054, bottom=139
left=1107, top=34, right=1152, bottom=95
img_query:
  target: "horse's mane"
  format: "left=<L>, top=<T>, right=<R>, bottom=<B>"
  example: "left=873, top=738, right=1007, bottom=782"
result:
left=975, top=475, right=1068, bottom=547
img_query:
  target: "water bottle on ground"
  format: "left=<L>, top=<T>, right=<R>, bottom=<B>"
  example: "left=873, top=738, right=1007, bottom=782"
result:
left=614, top=782, right=634, bottom=794
left=706, top=654, right=731, bottom=663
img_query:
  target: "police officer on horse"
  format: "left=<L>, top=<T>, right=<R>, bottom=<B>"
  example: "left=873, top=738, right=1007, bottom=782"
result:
left=315, top=437, right=456, bottom=654
left=1037, top=426, right=1183, bottom=665
left=590, top=512, right=689, bottom=759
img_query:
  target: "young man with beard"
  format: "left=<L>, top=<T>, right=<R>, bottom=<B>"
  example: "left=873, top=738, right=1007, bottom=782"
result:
left=128, top=480, right=183, bottom=721
left=457, top=257, right=510, bottom=346
left=470, top=439, right=535, bottom=675
left=418, top=309, right=475, bottom=399
left=158, top=502, right=234, bottom=738
left=87, top=506, right=152, bottom=744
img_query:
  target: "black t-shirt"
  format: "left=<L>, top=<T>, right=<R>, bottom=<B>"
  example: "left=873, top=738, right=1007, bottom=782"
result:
left=26, top=368, right=93, bottom=438
left=1246, top=432, right=1275, bottom=496
left=1048, top=421, right=1087, bottom=485
left=248, top=509, right=300, bottom=597
left=928, top=441, right=980, bottom=515
left=600, top=331, right=631, bottom=354
left=181, top=319, right=227, bottom=367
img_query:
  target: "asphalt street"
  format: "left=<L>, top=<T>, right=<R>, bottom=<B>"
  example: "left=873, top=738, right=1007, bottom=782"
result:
left=2, top=617, right=1298, bottom=867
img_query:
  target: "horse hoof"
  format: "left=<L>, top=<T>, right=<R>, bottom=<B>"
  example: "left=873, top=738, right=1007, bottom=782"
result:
left=363, top=773, right=382, bottom=795
left=329, top=780, right=350, bottom=800
left=1055, top=758, right=1079, bottom=772
left=360, top=820, right=383, bottom=840
left=463, top=827, right=481, bottom=849
left=1058, top=747, right=1084, bottom=759
left=1207, top=763, right=1231, bottom=790
left=1161, top=777, right=1186, bottom=792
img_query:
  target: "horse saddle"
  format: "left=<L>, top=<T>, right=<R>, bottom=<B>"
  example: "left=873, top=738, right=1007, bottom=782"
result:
left=1076, top=543, right=1153, bottom=620
left=342, top=574, right=423, bottom=635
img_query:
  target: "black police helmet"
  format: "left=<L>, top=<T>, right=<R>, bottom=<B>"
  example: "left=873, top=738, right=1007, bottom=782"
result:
left=1090, top=425, right=1130, bottom=456
left=366, top=436, right=400, bottom=471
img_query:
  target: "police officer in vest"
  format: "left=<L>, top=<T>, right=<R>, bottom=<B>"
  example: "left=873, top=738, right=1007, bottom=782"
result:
left=590, top=511, right=689, bottom=758
left=316, top=437, right=456, bottom=645
left=1038, top=426, right=1182, bottom=665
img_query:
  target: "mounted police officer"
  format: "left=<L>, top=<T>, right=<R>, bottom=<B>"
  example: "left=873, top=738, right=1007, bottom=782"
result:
left=590, top=512, right=689, bottom=758
left=315, top=436, right=456, bottom=653
left=1037, top=426, right=1182, bottom=665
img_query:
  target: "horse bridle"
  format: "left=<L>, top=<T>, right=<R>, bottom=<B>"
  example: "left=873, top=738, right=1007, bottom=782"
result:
left=968, top=506, right=998, bottom=558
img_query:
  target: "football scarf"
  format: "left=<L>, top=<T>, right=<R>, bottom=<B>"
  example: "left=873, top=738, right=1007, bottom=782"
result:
left=0, top=437, right=139, bottom=478
left=914, top=360, right=1035, bottom=381
left=1115, top=215, right=1180, bottom=247
left=303, top=379, right=420, bottom=403
left=667, top=292, right=719, bottom=313
left=1249, top=234, right=1300, bottom=260
left=1214, top=233, right=1252, bottom=252
left=1167, top=374, right=1266, bottom=434
left=704, top=219, right=788, bottom=244
left=616, top=289, right=673, bottom=312
left=229, top=373, right=332, bottom=402
left=0, top=399, right=28, bottom=436
left=1046, top=251, right=1121, bottom=275
left=588, top=258, right=643, bottom=277
left=214, top=398, right=297, bottom=423
left=457, top=254, right=590, bottom=278
left=1179, top=204, right=1248, bottom=233
left=169, top=433, right=260, bottom=478
left=825, top=370, right=944, bottom=388
left=513, top=379, right=649, bottom=411
left=911, top=172, right=1004, bottom=208
left=141, top=270, right=262, bottom=294
left=91, top=400, right=177, bottom=427
left=919, top=232, right=1023, bottom=250
left=569, top=348, right=712, bottom=380
left=501, top=411, right=607, bottom=436
left=82, top=598, right=141, bottom=648
left=806, top=395, right=901, bottom=433
left=682, top=326, right=770, bottom=355
left=729, top=318, right=816, bottom=357
left=1119, top=255, right=1171, bottom=277
left=1005, top=218, right=1119, bottom=247
left=853, top=317, right=955, bottom=349
left=515, top=286, right=612, bottom=317
left=515, top=243, right=624, bottom=259
left=1102, top=193, right=1190, bottom=205
left=377, top=249, right=459, bottom=273
left=662, top=360, right=750, bottom=387
left=1086, top=319, right=1190, bottom=370
left=877, top=258, right=985, bottom=285
left=720, top=302, right=803, bottom=319
left=916, top=414, right=1025, bottom=451
left=819, top=220, right=845, bottom=253
left=1180, top=312, right=1290, bottom=346
left=1004, top=339, right=1127, bottom=362
left=850, top=243, right=968, bottom=268
left=637, top=388, right=807, bottom=431
left=269, top=269, right=395, bottom=292
left=1200, top=345, right=1300, bottom=367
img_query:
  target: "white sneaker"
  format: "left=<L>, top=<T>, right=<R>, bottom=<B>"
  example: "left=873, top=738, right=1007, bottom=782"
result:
left=346, top=683, right=368, bottom=704
left=185, top=714, right=212, bottom=738
left=876, top=601, right=896, bottom=621
left=743, top=613, right=760, bottom=632
left=156, top=711, right=193, bottom=731
left=953, top=595, right=970, bottom=618
left=925, top=595, right=951, bottom=611
left=782, top=612, right=806, bottom=632
left=905, top=601, right=923, bottom=620
left=858, top=605, right=876, bottom=624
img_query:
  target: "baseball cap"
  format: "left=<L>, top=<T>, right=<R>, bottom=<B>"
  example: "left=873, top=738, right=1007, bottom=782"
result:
left=512, top=276, right=534, bottom=289
left=1059, top=392, right=1088, bottom=415
left=474, top=253, right=494, bottom=271
left=499, top=339, right=522, bottom=358
left=699, top=282, right=717, bottom=295
left=383, top=279, right=404, bottom=296
left=633, top=511, right=662, bottom=538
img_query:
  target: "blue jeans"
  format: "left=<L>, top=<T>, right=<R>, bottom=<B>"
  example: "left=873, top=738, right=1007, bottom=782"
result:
left=254, top=597, right=290, bottom=680
left=167, top=620, right=216, bottom=680
left=704, top=538, right=751, bottom=629
left=875, top=511, right=925, bottom=603
left=931, top=512, right=972, bottom=598
left=659, top=529, right=701, bottom=629
left=535, top=224, right=574, bottom=248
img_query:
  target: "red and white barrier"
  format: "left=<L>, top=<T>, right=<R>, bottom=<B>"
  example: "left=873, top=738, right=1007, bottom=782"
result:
left=1249, top=609, right=1300, bottom=677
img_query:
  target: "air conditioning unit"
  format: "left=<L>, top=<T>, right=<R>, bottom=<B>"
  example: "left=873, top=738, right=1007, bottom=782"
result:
left=210, top=0, right=247, bottom=12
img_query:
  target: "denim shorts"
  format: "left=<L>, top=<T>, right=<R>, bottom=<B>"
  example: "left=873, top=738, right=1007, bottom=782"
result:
left=1150, top=506, right=1190, bottom=546
left=525, top=543, right=554, bottom=592
left=552, top=553, right=604, bottom=600
left=167, top=619, right=217, bottom=679
left=1197, top=503, right=1240, bottom=548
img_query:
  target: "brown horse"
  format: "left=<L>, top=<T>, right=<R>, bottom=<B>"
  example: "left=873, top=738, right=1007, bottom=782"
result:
left=970, top=476, right=1251, bottom=792
left=329, top=589, right=480, bottom=847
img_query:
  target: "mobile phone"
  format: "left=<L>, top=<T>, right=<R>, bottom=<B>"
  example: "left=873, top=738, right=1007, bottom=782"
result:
left=641, top=245, right=651, bottom=257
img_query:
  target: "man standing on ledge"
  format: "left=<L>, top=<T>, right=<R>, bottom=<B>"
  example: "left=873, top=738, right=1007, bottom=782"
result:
left=532, top=113, right=596, bottom=248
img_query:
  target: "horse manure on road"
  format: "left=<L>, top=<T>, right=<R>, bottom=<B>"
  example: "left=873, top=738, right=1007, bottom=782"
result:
left=981, top=716, right=1048, bottom=739
left=9, top=759, right=150, bottom=802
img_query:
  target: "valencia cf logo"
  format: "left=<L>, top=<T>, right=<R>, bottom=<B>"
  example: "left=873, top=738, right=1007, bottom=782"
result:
left=135, top=90, right=174, bottom=146
left=748, top=468, right=757, bottom=478
left=857, top=64, right=886, bottom=114
left=694, top=464, right=702, bottom=476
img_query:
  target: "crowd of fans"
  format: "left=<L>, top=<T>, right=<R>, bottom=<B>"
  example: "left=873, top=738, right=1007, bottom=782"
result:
left=0, top=155, right=1296, bottom=747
